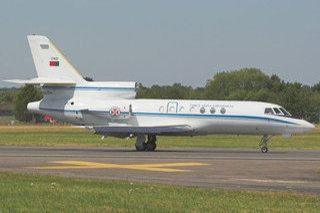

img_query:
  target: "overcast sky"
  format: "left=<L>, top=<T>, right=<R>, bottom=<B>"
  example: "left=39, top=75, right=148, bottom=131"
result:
left=0, top=0, right=319, bottom=88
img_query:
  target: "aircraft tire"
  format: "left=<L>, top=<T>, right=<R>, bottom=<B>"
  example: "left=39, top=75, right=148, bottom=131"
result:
left=261, top=147, right=268, bottom=153
left=146, top=142, right=156, bottom=151
left=136, top=143, right=147, bottom=151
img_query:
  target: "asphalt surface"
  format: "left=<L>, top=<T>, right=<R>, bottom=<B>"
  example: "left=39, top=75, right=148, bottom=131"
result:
left=0, top=146, right=319, bottom=194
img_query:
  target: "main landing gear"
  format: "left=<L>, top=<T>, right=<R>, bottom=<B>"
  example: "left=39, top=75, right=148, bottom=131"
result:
left=135, top=134, right=157, bottom=151
left=259, top=135, right=273, bottom=153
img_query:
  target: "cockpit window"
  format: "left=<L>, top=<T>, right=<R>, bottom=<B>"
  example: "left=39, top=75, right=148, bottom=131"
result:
left=264, top=108, right=274, bottom=115
left=273, top=108, right=284, bottom=116
left=279, top=108, right=292, bottom=117
left=266, top=107, right=292, bottom=117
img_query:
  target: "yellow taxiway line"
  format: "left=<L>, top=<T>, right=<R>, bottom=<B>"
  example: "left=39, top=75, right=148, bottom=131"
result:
left=27, top=161, right=209, bottom=172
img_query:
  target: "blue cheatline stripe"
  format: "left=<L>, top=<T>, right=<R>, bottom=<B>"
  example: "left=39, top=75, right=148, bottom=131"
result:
left=41, top=86, right=136, bottom=91
left=75, top=86, right=135, bottom=90
left=39, top=107, right=297, bottom=125
left=39, top=108, right=129, bottom=115
left=132, top=112, right=297, bottom=125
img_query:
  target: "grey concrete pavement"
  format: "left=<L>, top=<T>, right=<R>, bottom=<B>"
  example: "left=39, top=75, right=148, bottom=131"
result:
left=0, top=146, right=319, bottom=194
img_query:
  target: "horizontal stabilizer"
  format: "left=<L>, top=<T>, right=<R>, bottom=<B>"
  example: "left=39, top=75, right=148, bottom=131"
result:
left=4, top=77, right=76, bottom=85
left=93, top=125, right=193, bottom=134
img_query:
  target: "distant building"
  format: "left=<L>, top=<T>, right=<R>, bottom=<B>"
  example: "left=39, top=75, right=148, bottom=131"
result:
left=0, top=102, right=14, bottom=116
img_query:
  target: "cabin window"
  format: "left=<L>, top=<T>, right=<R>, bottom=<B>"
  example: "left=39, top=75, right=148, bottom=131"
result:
left=159, top=106, right=164, bottom=113
left=169, top=106, right=175, bottom=113
left=264, top=108, right=274, bottom=115
left=189, top=107, right=195, bottom=113
left=200, top=107, right=205, bottom=114
left=179, top=106, right=185, bottom=113
left=220, top=107, right=226, bottom=114
left=210, top=107, right=216, bottom=114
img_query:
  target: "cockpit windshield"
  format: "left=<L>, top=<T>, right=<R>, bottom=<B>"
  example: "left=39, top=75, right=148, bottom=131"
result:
left=264, top=107, right=292, bottom=117
left=279, top=108, right=292, bottom=117
left=273, top=108, right=282, bottom=115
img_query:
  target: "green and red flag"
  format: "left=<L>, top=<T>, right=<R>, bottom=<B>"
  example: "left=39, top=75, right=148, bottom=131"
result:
left=49, top=61, right=59, bottom=66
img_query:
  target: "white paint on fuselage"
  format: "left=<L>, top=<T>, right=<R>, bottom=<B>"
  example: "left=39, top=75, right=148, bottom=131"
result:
left=28, top=95, right=315, bottom=136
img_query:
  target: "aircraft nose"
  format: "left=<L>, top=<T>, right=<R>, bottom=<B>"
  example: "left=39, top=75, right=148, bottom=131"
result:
left=302, top=121, right=315, bottom=132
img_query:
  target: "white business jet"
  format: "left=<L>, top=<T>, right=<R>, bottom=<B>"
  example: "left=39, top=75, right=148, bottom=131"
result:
left=5, top=35, right=315, bottom=153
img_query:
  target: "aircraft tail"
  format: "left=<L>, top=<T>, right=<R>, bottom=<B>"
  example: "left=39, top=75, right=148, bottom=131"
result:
left=27, top=35, right=85, bottom=84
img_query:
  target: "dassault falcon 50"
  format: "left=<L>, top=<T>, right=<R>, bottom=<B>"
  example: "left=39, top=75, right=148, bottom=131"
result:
left=5, top=35, right=315, bottom=152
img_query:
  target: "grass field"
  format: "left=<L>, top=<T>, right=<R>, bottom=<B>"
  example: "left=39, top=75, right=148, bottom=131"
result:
left=0, top=125, right=319, bottom=149
left=0, top=172, right=319, bottom=213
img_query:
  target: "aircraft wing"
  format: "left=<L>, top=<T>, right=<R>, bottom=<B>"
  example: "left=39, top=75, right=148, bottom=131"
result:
left=93, top=125, right=193, bottom=135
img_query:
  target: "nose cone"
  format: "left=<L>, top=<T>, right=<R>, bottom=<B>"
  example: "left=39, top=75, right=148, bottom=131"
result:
left=301, top=121, right=315, bottom=132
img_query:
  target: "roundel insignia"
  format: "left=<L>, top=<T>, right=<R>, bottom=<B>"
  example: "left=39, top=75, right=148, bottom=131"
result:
left=110, top=106, right=121, bottom=117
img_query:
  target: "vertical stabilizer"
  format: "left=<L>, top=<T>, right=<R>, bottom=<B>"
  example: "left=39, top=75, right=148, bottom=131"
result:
left=27, top=35, right=85, bottom=83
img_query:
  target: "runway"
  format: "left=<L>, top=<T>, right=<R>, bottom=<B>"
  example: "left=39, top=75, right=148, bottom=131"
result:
left=0, top=146, right=319, bottom=194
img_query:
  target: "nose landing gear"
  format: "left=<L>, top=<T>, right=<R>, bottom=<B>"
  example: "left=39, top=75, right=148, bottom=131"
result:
left=135, top=134, right=157, bottom=151
left=259, top=135, right=273, bottom=153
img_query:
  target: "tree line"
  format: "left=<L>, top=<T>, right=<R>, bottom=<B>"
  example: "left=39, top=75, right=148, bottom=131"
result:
left=138, top=68, right=320, bottom=122
left=1, top=68, right=320, bottom=123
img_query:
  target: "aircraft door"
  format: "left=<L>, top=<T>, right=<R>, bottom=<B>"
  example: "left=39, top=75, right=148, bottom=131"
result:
left=167, top=101, right=178, bottom=113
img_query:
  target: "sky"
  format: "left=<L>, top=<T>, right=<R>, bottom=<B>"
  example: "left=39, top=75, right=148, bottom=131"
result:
left=0, top=0, right=319, bottom=88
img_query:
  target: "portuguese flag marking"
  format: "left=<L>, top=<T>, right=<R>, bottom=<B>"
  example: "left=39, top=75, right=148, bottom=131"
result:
left=49, top=61, right=59, bottom=67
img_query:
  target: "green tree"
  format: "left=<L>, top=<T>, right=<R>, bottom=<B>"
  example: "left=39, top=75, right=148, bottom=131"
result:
left=134, top=68, right=320, bottom=122
left=0, top=90, right=16, bottom=102
left=13, top=85, right=43, bottom=122
left=312, top=82, right=320, bottom=92
left=137, top=83, right=195, bottom=99
left=204, top=68, right=272, bottom=100
left=269, top=74, right=285, bottom=93
left=307, top=92, right=320, bottom=123
left=278, top=83, right=309, bottom=119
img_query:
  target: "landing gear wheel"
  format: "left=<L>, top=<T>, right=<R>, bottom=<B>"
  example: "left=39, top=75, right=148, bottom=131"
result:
left=146, top=142, right=156, bottom=151
left=136, top=142, right=147, bottom=151
left=146, top=135, right=157, bottom=151
left=135, top=134, right=147, bottom=151
left=261, top=147, right=268, bottom=153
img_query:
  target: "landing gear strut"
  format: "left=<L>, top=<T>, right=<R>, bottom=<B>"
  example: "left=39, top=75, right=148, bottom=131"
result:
left=259, top=135, right=273, bottom=153
left=135, top=134, right=157, bottom=151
